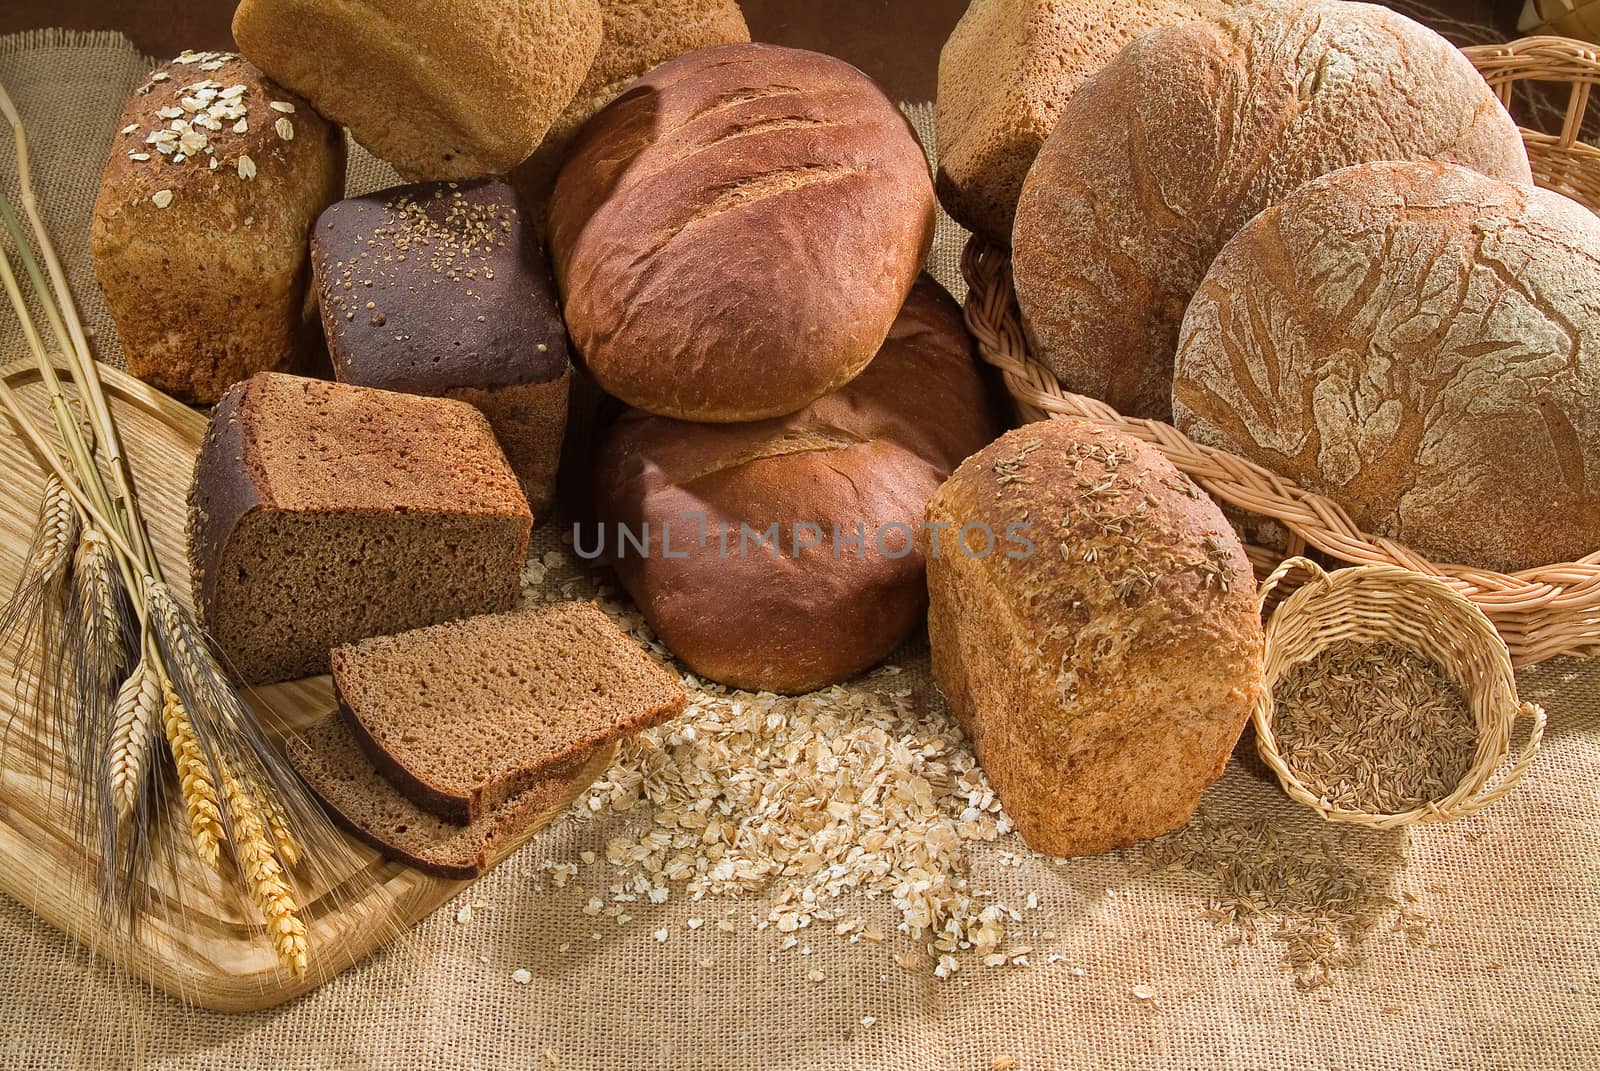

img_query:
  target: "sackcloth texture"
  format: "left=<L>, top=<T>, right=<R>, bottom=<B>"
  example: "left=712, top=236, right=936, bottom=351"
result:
left=0, top=28, right=1596, bottom=1071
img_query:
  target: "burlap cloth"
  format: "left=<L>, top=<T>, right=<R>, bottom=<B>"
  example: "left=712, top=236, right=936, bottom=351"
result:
left=1, top=29, right=1597, bottom=1071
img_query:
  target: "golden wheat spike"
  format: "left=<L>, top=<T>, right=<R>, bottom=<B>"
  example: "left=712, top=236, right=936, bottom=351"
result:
left=29, top=475, right=77, bottom=587
left=106, top=659, right=161, bottom=824
left=160, top=682, right=223, bottom=870
left=222, top=773, right=309, bottom=978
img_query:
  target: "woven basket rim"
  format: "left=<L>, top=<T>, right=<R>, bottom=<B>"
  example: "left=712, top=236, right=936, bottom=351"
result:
left=1250, top=557, right=1545, bottom=828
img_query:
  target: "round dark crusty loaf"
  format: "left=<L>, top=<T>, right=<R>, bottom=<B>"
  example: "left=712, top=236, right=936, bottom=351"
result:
left=233, top=0, right=602, bottom=180
left=1011, top=0, right=1532, bottom=421
left=90, top=51, right=344, bottom=404
left=311, top=179, right=572, bottom=518
left=548, top=43, right=937, bottom=423
left=592, top=277, right=1002, bottom=694
left=1174, top=161, right=1600, bottom=573
left=934, top=0, right=1223, bottom=247
left=924, top=420, right=1264, bottom=857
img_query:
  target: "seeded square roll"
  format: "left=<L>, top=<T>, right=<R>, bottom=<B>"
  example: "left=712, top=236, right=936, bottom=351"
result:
left=548, top=43, right=937, bottom=422
left=91, top=50, right=344, bottom=404
left=313, top=181, right=572, bottom=519
left=232, top=0, right=602, bottom=180
left=332, top=603, right=684, bottom=823
left=187, top=372, right=532, bottom=685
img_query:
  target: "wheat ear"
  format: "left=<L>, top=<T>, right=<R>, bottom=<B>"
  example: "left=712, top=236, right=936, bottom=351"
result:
left=26, top=474, right=77, bottom=587
left=71, top=528, right=126, bottom=688
left=106, top=659, right=162, bottom=825
left=260, top=787, right=303, bottom=869
left=222, top=772, right=309, bottom=978
left=161, top=682, right=223, bottom=869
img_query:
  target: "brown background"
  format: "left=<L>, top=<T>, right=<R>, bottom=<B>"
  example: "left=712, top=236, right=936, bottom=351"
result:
left=0, top=0, right=1519, bottom=103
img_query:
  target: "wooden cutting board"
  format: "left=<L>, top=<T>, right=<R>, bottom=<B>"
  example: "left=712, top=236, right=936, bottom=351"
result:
left=0, top=358, right=607, bottom=1012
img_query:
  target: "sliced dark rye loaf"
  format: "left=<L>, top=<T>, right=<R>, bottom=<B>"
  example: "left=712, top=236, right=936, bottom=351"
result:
left=288, top=713, right=617, bottom=879
left=335, top=601, right=685, bottom=823
left=188, top=372, right=532, bottom=685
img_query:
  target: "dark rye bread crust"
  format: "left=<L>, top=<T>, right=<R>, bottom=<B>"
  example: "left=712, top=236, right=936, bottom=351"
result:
left=312, top=179, right=573, bottom=518
left=332, top=603, right=684, bottom=824
left=188, top=372, right=532, bottom=684
left=924, top=421, right=1265, bottom=857
left=288, top=714, right=617, bottom=879
left=593, top=276, right=1003, bottom=693
left=548, top=42, right=936, bottom=422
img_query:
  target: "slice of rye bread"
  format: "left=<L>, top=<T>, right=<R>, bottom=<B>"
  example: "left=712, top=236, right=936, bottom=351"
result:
left=335, top=601, right=685, bottom=824
left=287, top=713, right=617, bottom=879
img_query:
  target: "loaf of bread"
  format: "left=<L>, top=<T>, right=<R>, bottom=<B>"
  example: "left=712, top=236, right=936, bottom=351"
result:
left=1012, top=0, right=1532, bottom=421
left=312, top=180, right=572, bottom=519
left=935, top=0, right=1222, bottom=247
left=1175, top=161, right=1600, bottom=573
left=925, top=420, right=1264, bottom=856
left=335, top=603, right=683, bottom=822
left=592, top=277, right=1001, bottom=694
left=548, top=43, right=937, bottom=422
left=289, top=714, right=617, bottom=879
left=188, top=373, right=531, bottom=684
left=511, top=0, right=750, bottom=219
left=232, top=0, right=602, bottom=180
left=90, top=51, right=343, bottom=404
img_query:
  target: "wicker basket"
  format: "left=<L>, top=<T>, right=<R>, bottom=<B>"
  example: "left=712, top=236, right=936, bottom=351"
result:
left=960, top=35, right=1600, bottom=667
left=1253, top=557, right=1545, bottom=829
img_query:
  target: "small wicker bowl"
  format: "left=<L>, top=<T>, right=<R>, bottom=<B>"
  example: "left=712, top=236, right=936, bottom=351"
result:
left=1253, top=557, right=1547, bottom=829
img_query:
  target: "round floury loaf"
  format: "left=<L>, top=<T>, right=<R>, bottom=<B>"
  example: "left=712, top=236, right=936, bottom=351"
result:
left=924, top=420, right=1264, bottom=857
left=935, top=0, right=1223, bottom=247
left=1012, top=0, right=1531, bottom=421
left=1174, top=160, right=1600, bottom=573
left=548, top=43, right=936, bottom=423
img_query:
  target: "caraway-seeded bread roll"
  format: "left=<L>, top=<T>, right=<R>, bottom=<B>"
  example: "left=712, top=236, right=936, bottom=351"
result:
left=592, top=277, right=1001, bottom=694
left=924, top=421, right=1264, bottom=856
left=935, top=0, right=1223, bottom=247
left=312, top=180, right=572, bottom=519
left=511, top=0, right=750, bottom=219
left=333, top=603, right=684, bottom=823
left=1174, top=161, right=1600, bottom=573
left=1012, top=0, right=1531, bottom=421
left=90, top=51, right=343, bottom=404
left=232, top=0, right=602, bottom=180
left=188, top=373, right=531, bottom=684
left=548, top=43, right=937, bottom=423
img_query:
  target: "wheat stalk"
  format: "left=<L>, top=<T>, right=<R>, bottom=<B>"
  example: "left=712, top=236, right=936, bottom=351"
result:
left=106, top=659, right=162, bottom=825
left=221, top=773, right=309, bottom=978
left=160, top=681, right=223, bottom=871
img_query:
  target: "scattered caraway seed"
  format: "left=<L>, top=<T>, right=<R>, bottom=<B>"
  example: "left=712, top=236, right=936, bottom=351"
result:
left=1271, top=641, right=1478, bottom=814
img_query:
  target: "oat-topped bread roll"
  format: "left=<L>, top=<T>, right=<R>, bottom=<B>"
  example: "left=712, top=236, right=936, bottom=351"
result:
left=593, top=277, right=1001, bottom=694
left=925, top=421, right=1264, bottom=856
left=936, top=0, right=1223, bottom=247
left=232, top=0, right=602, bottom=180
left=548, top=43, right=937, bottom=423
left=1012, top=0, right=1531, bottom=421
left=1175, top=161, right=1600, bottom=573
left=189, top=372, right=532, bottom=684
left=90, top=50, right=343, bottom=404
left=312, top=180, right=572, bottom=519
left=511, top=0, right=750, bottom=218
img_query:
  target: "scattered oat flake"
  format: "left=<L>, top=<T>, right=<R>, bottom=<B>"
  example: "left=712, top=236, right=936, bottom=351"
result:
left=653, top=928, right=669, bottom=943
left=121, top=123, right=139, bottom=134
left=1132, top=985, right=1157, bottom=1002
left=992, top=1056, right=1019, bottom=1071
left=511, top=968, right=531, bottom=985
left=806, top=968, right=825, bottom=983
left=150, top=189, right=174, bottom=209
left=269, top=100, right=296, bottom=113
left=276, top=117, right=295, bottom=140
left=237, top=155, right=256, bottom=180
left=455, top=904, right=472, bottom=924
left=859, top=1016, right=877, bottom=1028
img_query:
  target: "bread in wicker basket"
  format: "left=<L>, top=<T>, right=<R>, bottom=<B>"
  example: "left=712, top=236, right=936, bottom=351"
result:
left=960, top=35, right=1600, bottom=666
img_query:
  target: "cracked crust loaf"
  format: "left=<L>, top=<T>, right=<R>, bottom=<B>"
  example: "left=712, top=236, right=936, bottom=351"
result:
left=510, top=0, right=750, bottom=224
left=1011, top=0, right=1531, bottom=421
left=90, top=51, right=344, bottom=404
left=548, top=43, right=937, bottom=422
left=333, top=603, right=685, bottom=824
left=1174, top=161, right=1600, bottom=573
left=232, top=0, right=602, bottom=180
left=289, top=713, right=617, bottom=879
left=187, top=372, right=531, bottom=685
left=935, top=0, right=1223, bottom=247
left=592, top=277, right=1002, bottom=693
left=924, top=421, right=1264, bottom=857
left=312, top=180, right=572, bottom=519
